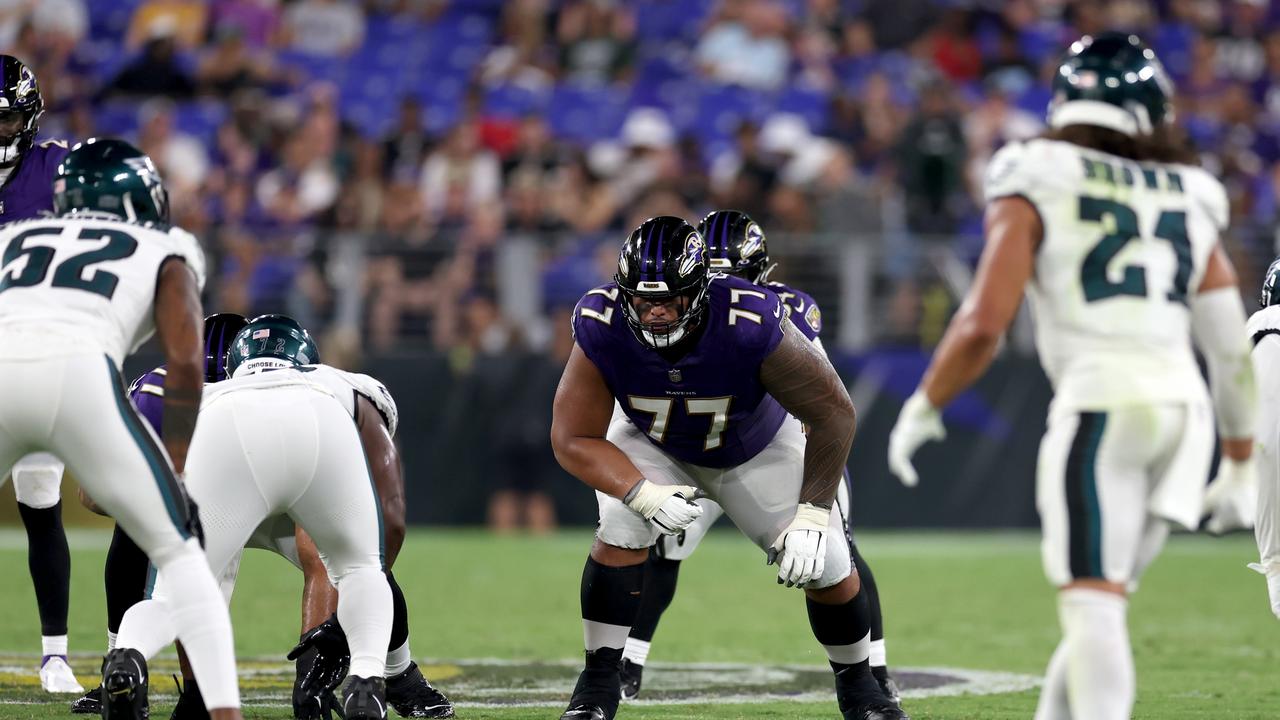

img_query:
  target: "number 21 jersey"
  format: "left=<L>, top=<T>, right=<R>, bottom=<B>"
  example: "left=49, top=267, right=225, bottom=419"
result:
left=985, top=138, right=1226, bottom=410
left=0, top=216, right=206, bottom=366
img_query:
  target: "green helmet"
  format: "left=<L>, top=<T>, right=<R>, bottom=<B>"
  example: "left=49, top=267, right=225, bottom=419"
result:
left=1048, top=32, right=1173, bottom=137
left=53, top=138, right=169, bottom=223
left=224, top=314, right=321, bottom=378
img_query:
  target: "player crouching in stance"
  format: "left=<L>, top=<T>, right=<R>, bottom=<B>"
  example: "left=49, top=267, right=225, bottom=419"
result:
left=552, top=216, right=905, bottom=720
left=618, top=210, right=899, bottom=704
left=0, top=138, right=244, bottom=719
left=114, top=315, right=401, bottom=719
left=888, top=34, right=1255, bottom=720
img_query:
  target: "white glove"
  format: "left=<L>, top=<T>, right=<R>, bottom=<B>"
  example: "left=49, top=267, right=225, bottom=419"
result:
left=1247, top=561, right=1280, bottom=620
left=623, top=479, right=704, bottom=534
left=887, top=390, right=946, bottom=487
left=1204, top=457, right=1258, bottom=534
left=768, top=503, right=830, bottom=588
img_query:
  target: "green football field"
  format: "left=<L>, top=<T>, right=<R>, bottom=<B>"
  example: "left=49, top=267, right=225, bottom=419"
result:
left=0, top=528, right=1274, bottom=719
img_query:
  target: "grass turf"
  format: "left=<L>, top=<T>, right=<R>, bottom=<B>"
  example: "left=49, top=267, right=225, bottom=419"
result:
left=0, top=528, right=1274, bottom=718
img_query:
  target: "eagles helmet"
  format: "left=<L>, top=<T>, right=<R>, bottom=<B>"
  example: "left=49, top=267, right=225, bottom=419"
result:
left=615, top=216, right=710, bottom=348
left=1261, top=257, right=1280, bottom=309
left=203, top=313, right=247, bottom=383
left=224, top=314, right=321, bottom=377
left=1048, top=32, right=1173, bottom=137
left=53, top=138, right=170, bottom=224
left=0, top=56, right=43, bottom=165
left=697, top=209, right=774, bottom=285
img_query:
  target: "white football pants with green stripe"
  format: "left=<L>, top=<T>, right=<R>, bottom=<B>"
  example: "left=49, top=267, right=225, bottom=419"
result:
left=0, top=352, right=241, bottom=709
left=120, top=385, right=392, bottom=680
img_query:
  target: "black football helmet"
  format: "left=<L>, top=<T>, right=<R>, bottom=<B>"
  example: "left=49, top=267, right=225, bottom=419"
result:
left=1261, top=256, right=1280, bottom=309
left=1048, top=32, right=1173, bottom=136
left=697, top=209, right=773, bottom=285
left=203, top=313, right=247, bottom=383
left=0, top=55, right=42, bottom=164
left=615, top=216, right=710, bottom=348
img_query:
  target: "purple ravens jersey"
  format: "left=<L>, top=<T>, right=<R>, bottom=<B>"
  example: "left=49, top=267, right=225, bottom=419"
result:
left=573, top=274, right=788, bottom=468
left=127, top=367, right=167, bottom=435
left=0, top=140, right=69, bottom=222
left=766, top=281, right=822, bottom=343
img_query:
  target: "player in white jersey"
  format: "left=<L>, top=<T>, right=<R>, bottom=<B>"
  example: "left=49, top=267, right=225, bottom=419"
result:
left=886, top=34, right=1256, bottom=720
left=1247, top=261, right=1280, bottom=620
left=115, top=314, right=394, bottom=720
left=0, top=138, right=243, bottom=720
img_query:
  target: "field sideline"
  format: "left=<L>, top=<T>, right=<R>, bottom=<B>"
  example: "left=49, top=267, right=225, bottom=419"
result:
left=0, top=528, right=1273, bottom=719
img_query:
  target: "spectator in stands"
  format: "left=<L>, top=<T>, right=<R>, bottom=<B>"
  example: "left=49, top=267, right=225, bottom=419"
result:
left=710, top=120, right=779, bottom=211
left=102, top=21, right=196, bottom=99
left=419, top=120, right=501, bottom=224
left=136, top=98, right=210, bottom=206
left=546, top=151, right=617, bottom=234
left=501, top=114, right=561, bottom=184
left=281, top=0, right=366, bottom=56
left=927, top=8, right=981, bottom=83
left=895, top=78, right=967, bottom=238
left=383, top=96, right=433, bottom=183
left=256, top=131, right=339, bottom=225
left=125, top=0, right=208, bottom=51
left=479, top=0, right=555, bottom=90
left=196, top=25, right=280, bottom=97
left=696, top=0, right=791, bottom=90
left=209, top=0, right=281, bottom=50
left=555, top=0, right=636, bottom=85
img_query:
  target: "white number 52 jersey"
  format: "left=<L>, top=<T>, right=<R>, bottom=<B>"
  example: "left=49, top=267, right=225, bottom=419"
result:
left=0, top=215, right=206, bottom=366
left=985, top=138, right=1227, bottom=410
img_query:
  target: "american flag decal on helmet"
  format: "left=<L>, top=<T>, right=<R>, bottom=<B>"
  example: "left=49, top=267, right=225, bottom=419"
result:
left=252, top=328, right=270, bottom=339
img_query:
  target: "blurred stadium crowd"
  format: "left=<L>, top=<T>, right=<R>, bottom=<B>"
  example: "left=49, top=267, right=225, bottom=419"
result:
left=11, top=0, right=1280, bottom=363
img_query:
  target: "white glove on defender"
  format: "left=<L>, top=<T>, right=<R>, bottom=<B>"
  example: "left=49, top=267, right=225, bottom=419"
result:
left=888, top=391, right=946, bottom=487
left=768, top=503, right=830, bottom=588
left=624, top=479, right=704, bottom=534
left=1247, top=561, right=1280, bottom=620
left=1204, top=457, right=1259, bottom=534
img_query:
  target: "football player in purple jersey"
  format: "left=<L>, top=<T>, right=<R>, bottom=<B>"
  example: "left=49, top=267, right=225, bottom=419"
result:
left=617, top=210, right=899, bottom=705
left=0, top=54, right=81, bottom=695
left=552, top=216, right=906, bottom=720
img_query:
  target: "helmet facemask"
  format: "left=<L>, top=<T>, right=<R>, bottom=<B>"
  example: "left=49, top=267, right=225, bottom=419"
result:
left=0, top=107, right=35, bottom=165
left=619, top=283, right=709, bottom=349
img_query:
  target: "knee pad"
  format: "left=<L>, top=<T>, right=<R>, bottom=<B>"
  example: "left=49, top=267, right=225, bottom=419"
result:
left=13, top=456, right=65, bottom=509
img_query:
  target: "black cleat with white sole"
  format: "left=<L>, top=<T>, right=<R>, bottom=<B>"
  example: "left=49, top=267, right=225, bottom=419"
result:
left=100, top=648, right=150, bottom=720
left=343, top=675, right=388, bottom=720
left=71, top=685, right=102, bottom=715
left=560, top=648, right=623, bottom=720
left=618, top=658, right=643, bottom=700
left=386, top=661, right=454, bottom=718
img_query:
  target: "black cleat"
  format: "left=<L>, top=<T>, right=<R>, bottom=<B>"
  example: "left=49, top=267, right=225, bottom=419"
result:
left=386, top=662, right=454, bottom=718
left=560, top=648, right=622, bottom=720
left=618, top=658, right=643, bottom=700
left=840, top=690, right=909, bottom=720
left=343, top=675, right=388, bottom=720
left=100, top=648, right=149, bottom=720
left=169, top=675, right=208, bottom=720
left=71, top=685, right=102, bottom=714
left=871, top=666, right=901, bottom=706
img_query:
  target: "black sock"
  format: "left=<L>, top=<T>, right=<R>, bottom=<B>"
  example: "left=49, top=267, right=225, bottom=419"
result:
left=19, top=502, right=70, bottom=637
left=105, top=523, right=150, bottom=634
left=806, top=589, right=880, bottom=699
left=850, top=541, right=884, bottom=644
left=629, top=556, right=680, bottom=643
left=387, top=571, right=409, bottom=651
left=580, top=556, right=644, bottom=653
